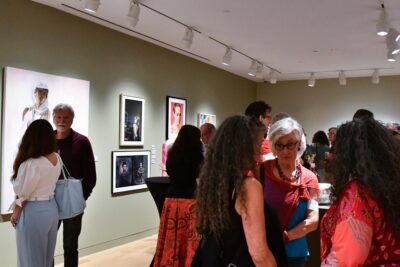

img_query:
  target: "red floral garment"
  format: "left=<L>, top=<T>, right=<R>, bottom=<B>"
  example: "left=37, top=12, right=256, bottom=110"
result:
left=320, top=180, right=400, bottom=266
left=154, top=198, right=201, bottom=267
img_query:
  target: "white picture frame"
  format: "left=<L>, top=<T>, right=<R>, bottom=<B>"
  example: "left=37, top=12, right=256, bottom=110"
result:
left=119, top=95, right=145, bottom=146
left=198, top=113, right=217, bottom=127
left=112, top=150, right=150, bottom=193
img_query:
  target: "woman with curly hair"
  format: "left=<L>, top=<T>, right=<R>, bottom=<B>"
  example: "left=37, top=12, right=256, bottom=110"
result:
left=320, top=118, right=400, bottom=266
left=193, top=115, right=287, bottom=267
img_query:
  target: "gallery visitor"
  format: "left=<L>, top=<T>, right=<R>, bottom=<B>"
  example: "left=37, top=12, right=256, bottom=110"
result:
left=53, top=104, right=97, bottom=267
left=10, top=119, right=61, bottom=267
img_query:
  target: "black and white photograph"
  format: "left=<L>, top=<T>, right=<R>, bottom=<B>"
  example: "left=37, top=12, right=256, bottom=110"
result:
left=120, top=94, right=145, bottom=146
left=112, top=151, right=150, bottom=193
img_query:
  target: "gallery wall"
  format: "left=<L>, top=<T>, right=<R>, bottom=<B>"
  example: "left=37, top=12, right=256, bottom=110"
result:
left=257, top=76, right=400, bottom=143
left=0, top=0, right=257, bottom=266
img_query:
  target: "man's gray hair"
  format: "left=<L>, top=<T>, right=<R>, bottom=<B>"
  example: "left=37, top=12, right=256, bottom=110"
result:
left=53, top=103, right=75, bottom=118
left=268, top=117, right=306, bottom=160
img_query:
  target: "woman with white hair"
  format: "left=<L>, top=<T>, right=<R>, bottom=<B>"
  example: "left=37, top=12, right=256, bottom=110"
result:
left=261, top=117, right=319, bottom=267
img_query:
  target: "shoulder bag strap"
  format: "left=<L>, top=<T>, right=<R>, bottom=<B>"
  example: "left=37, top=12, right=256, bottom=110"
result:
left=55, top=153, right=70, bottom=180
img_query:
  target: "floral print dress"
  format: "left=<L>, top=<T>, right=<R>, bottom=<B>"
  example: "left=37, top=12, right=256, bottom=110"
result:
left=320, top=180, right=400, bottom=266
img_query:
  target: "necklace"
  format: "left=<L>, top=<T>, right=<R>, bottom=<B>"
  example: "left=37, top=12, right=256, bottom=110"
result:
left=275, top=158, right=301, bottom=182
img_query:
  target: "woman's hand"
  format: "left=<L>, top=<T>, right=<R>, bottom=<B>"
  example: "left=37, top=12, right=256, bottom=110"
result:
left=10, top=205, right=22, bottom=229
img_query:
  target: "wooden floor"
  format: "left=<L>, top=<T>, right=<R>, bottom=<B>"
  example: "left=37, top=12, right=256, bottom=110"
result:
left=56, top=235, right=157, bottom=267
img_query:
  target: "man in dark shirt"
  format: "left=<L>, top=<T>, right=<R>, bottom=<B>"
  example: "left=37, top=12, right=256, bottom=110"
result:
left=53, top=104, right=96, bottom=267
left=245, top=101, right=272, bottom=158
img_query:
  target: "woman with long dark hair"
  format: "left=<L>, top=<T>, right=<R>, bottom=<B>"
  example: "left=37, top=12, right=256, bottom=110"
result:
left=10, top=119, right=61, bottom=267
left=321, top=118, right=400, bottom=265
left=194, top=115, right=286, bottom=267
left=154, top=125, right=204, bottom=266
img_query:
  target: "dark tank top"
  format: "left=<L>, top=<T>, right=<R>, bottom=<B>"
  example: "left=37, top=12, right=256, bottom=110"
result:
left=192, top=183, right=288, bottom=267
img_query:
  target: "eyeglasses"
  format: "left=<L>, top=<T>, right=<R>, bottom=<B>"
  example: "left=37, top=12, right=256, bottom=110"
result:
left=274, top=141, right=298, bottom=151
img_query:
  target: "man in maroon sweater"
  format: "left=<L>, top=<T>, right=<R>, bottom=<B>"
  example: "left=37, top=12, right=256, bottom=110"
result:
left=53, top=104, right=96, bottom=267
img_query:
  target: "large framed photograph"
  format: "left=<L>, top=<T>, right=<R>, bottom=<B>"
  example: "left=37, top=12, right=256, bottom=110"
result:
left=120, top=95, right=145, bottom=146
left=112, top=151, right=150, bottom=193
left=1, top=66, right=90, bottom=214
left=198, top=113, right=217, bottom=127
left=166, top=96, right=186, bottom=140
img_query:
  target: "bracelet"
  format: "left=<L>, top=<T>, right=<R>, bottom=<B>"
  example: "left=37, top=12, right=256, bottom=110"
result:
left=283, top=230, right=290, bottom=243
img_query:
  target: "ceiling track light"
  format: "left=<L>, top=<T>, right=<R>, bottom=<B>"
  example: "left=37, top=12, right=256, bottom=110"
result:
left=221, top=47, right=232, bottom=66
left=372, top=69, right=380, bottom=84
left=338, top=71, right=346, bottom=86
left=376, top=7, right=389, bottom=36
left=85, top=0, right=100, bottom=13
left=269, top=70, right=277, bottom=84
left=387, top=50, right=397, bottom=62
left=182, top=27, right=194, bottom=49
left=248, top=60, right=257, bottom=76
left=308, top=73, right=316, bottom=87
left=388, top=28, right=400, bottom=42
left=256, top=64, right=264, bottom=78
left=386, top=28, right=400, bottom=55
left=126, top=0, right=140, bottom=27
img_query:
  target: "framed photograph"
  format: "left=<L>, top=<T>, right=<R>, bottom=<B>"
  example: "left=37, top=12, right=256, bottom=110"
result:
left=198, top=113, right=217, bottom=127
left=112, top=151, right=150, bottom=193
left=166, top=96, right=187, bottom=140
left=120, top=95, right=145, bottom=146
left=1, top=66, right=90, bottom=214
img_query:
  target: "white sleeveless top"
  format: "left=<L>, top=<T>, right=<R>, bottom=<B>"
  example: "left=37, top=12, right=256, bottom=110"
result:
left=11, top=153, right=61, bottom=208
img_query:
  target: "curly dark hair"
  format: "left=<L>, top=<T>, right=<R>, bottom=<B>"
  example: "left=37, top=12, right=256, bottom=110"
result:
left=12, top=119, right=57, bottom=180
left=196, top=115, right=265, bottom=238
left=327, top=118, right=400, bottom=236
left=312, top=130, right=329, bottom=146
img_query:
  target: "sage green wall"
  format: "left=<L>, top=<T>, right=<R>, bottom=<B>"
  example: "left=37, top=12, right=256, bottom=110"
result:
left=257, top=76, right=400, bottom=142
left=0, top=1, right=256, bottom=266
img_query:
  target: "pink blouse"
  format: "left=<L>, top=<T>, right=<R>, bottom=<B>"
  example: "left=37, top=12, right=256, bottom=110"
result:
left=320, top=180, right=400, bottom=266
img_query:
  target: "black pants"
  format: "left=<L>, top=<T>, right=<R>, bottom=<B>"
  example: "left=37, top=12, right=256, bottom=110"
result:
left=58, top=213, right=83, bottom=267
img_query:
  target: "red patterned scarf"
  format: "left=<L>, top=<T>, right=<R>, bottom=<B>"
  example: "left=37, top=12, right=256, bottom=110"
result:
left=263, top=159, right=319, bottom=229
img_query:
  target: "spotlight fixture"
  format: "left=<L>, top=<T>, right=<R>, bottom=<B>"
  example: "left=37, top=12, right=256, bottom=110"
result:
left=372, top=69, right=380, bottom=84
left=376, top=8, right=389, bottom=36
left=308, top=73, right=316, bottom=87
left=182, top=27, right=194, bottom=49
left=256, top=64, right=264, bottom=78
left=248, top=60, right=257, bottom=76
left=387, top=28, right=400, bottom=42
left=269, top=70, right=277, bottom=84
left=126, top=0, right=140, bottom=27
left=386, top=28, right=400, bottom=54
left=221, top=47, right=232, bottom=66
left=85, top=0, right=100, bottom=13
left=338, top=71, right=346, bottom=86
left=387, top=50, right=396, bottom=62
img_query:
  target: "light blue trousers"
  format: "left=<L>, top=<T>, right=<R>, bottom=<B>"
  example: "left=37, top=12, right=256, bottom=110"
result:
left=16, top=198, right=59, bottom=267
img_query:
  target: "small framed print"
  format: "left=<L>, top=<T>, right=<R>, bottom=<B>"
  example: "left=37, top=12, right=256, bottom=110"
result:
left=198, top=113, right=217, bottom=127
left=166, top=96, right=187, bottom=140
left=120, top=95, right=145, bottom=146
left=112, top=151, right=150, bottom=193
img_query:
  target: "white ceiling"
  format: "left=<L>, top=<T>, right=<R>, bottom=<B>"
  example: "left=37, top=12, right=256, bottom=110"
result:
left=33, top=0, right=400, bottom=82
